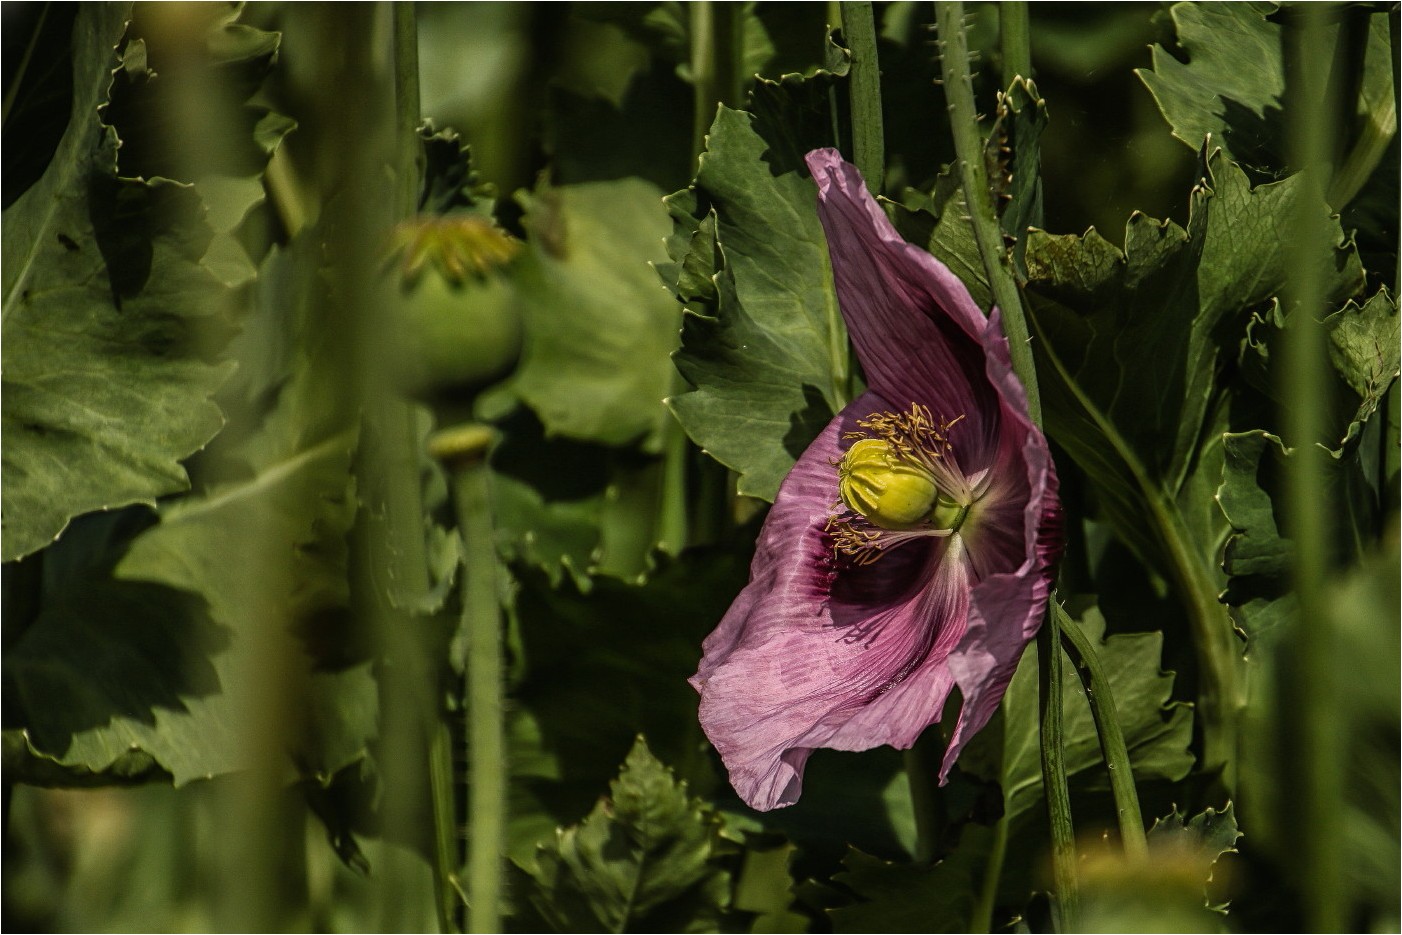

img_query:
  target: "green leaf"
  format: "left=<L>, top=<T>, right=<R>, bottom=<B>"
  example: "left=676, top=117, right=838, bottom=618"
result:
left=506, top=544, right=747, bottom=790
left=0, top=5, right=240, bottom=561
left=1024, top=148, right=1362, bottom=575
left=1326, top=290, right=1401, bottom=449
left=1079, top=804, right=1241, bottom=932
left=486, top=403, right=686, bottom=589
left=888, top=168, right=990, bottom=311
left=1138, top=2, right=1396, bottom=211
left=827, top=826, right=991, bottom=933
left=4, top=234, right=371, bottom=786
left=729, top=836, right=808, bottom=933
left=1218, top=431, right=1292, bottom=583
left=960, top=602, right=1195, bottom=825
left=999, top=77, right=1048, bottom=279
left=1242, top=290, right=1400, bottom=453
left=507, top=178, right=681, bottom=453
left=1147, top=803, right=1242, bottom=894
left=418, top=121, right=495, bottom=215
left=517, top=736, right=732, bottom=933
left=1137, top=2, right=1284, bottom=169
left=669, top=71, right=854, bottom=501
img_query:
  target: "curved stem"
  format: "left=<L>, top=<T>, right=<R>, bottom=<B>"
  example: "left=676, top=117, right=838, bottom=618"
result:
left=1037, top=605, right=1079, bottom=931
left=935, top=0, right=1040, bottom=425
left=2, top=2, right=49, bottom=129
left=690, top=2, right=744, bottom=171
left=1056, top=602, right=1149, bottom=861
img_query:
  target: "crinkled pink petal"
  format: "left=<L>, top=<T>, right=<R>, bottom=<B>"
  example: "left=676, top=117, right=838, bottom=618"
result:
left=806, top=148, right=1003, bottom=469
left=692, top=150, right=1062, bottom=811
left=692, top=392, right=977, bottom=811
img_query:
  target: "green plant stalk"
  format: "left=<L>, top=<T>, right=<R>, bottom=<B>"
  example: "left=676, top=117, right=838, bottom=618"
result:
left=1026, top=312, right=1242, bottom=777
left=939, top=2, right=1074, bottom=921
left=1055, top=602, right=1149, bottom=861
left=1284, top=8, right=1345, bottom=930
left=429, top=722, right=462, bottom=933
left=446, top=442, right=508, bottom=935
left=690, top=2, right=744, bottom=171
left=2, top=2, right=49, bottom=128
left=935, top=0, right=1040, bottom=425
left=840, top=1, right=885, bottom=194
left=998, top=1, right=1031, bottom=82
left=392, top=9, right=467, bottom=931
left=1037, top=603, right=1080, bottom=930
left=969, top=812, right=1010, bottom=933
left=904, top=734, right=947, bottom=865
left=395, top=2, right=425, bottom=216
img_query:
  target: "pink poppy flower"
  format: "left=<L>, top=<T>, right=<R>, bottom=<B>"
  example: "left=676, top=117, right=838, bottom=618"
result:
left=690, top=149, right=1062, bottom=811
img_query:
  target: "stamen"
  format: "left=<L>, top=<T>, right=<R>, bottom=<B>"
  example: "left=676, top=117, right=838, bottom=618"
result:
left=853, top=405, right=971, bottom=502
left=827, top=404, right=974, bottom=567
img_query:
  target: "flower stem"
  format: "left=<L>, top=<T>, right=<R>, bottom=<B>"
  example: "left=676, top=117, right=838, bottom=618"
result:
left=840, top=1, right=886, bottom=195
left=690, top=1, right=744, bottom=171
left=1037, top=600, right=1080, bottom=930
left=428, top=722, right=463, bottom=933
left=969, top=811, right=1009, bottom=933
left=432, top=425, right=508, bottom=935
left=998, top=1, right=1031, bottom=82
left=934, top=0, right=1040, bottom=426
left=904, top=733, right=947, bottom=864
left=394, top=1, right=424, bottom=216
left=1055, top=601, right=1149, bottom=861
left=1283, top=7, right=1345, bottom=930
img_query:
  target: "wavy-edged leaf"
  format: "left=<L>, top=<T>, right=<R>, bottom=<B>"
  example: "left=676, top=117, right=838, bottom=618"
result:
left=516, top=736, right=732, bottom=933
left=0, top=5, right=240, bottom=561
left=668, top=67, right=854, bottom=501
left=506, top=178, right=681, bottom=453
left=1025, top=148, right=1362, bottom=578
left=827, top=826, right=990, bottom=933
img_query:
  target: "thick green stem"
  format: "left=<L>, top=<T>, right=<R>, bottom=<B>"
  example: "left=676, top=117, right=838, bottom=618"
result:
left=1056, top=602, right=1149, bottom=861
left=1284, top=7, right=1345, bottom=931
left=1037, top=607, right=1079, bottom=931
left=428, top=723, right=463, bottom=933
left=840, top=1, right=885, bottom=194
left=998, top=1, right=1031, bottom=82
left=434, top=427, right=508, bottom=935
left=394, top=2, right=424, bottom=216
left=391, top=10, right=469, bottom=932
left=969, top=812, right=1009, bottom=934
left=904, top=734, right=947, bottom=865
left=690, top=2, right=744, bottom=169
left=935, top=0, right=1040, bottom=425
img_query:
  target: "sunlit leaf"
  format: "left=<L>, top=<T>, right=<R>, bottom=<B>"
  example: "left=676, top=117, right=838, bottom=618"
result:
left=0, top=5, right=238, bottom=562
left=516, top=736, right=732, bottom=933
left=668, top=68, right=854, bottom=501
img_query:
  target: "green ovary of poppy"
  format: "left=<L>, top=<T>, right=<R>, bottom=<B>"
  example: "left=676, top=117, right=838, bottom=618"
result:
left=838, top=438, right=965, bottom=531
